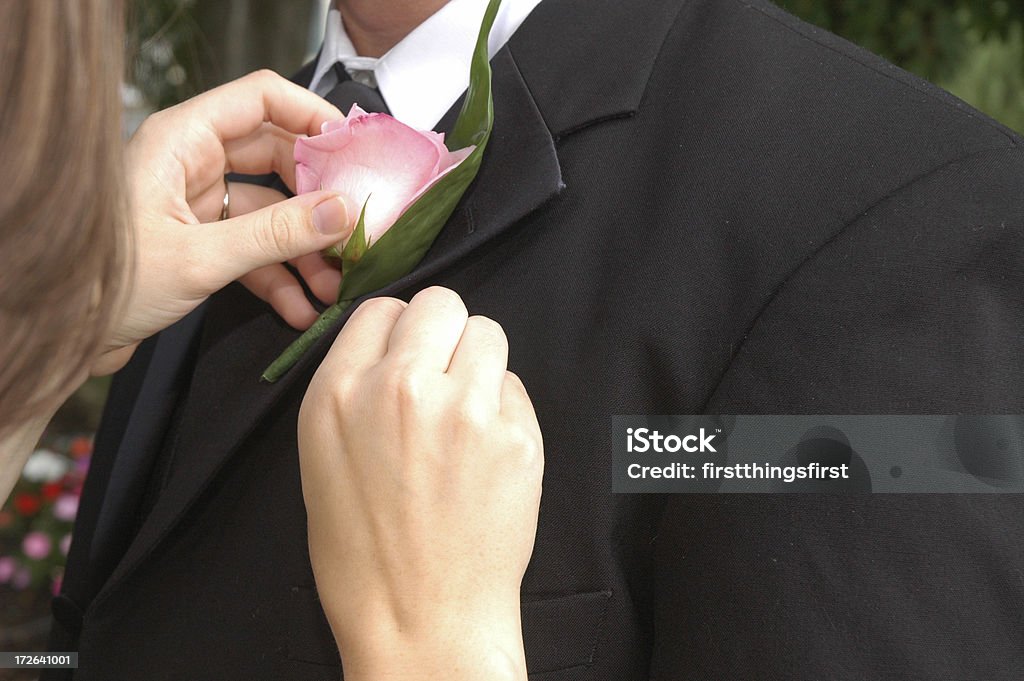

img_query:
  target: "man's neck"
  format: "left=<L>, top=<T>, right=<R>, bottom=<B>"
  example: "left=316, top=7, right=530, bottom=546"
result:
left=336, top=0, right=451, bottom=57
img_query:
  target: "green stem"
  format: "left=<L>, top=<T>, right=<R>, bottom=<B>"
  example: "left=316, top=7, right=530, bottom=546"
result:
left=260, top=300, right=353, bottom=382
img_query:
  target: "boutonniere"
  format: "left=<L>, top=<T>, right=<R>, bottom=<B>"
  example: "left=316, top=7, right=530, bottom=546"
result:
left=262, top=0, right=502, bottom=382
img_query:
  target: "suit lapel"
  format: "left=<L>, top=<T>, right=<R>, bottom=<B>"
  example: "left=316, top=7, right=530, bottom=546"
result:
left=75, top=308, right=205, bottom=600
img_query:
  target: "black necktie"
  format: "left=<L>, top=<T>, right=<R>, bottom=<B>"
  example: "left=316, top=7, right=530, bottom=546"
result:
left=324, top=62, right=389, bottom=114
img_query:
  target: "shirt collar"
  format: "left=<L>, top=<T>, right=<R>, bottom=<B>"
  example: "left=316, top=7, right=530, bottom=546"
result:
left=310, top=0, right=542, bottom=130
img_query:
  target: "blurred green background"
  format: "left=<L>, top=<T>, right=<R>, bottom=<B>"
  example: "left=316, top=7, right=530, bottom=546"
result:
left=2, top=0, right=1023, bottom=674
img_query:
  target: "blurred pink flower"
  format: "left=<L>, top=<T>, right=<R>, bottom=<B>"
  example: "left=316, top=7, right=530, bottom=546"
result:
left=0, top=556, right=16, bottom=583
left=60, top=534, right=72, bottom=556
left=295, top=104, right=473, bottom=246
left=54, top=494, right=79, bottom=521
left=22, top=531, right=52, bottom=560
left=51, top=570, right=64, bottom=596
left=11, top=567, right=31, bottom=590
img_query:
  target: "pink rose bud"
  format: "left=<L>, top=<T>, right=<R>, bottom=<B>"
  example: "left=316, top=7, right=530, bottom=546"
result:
left=295, top=104, right=474, bottom=247
left=54, top=494, right=79, bottom=521
left=22, top=531, right=52, bottom=560
left=0, top=556, right=16, bottom=583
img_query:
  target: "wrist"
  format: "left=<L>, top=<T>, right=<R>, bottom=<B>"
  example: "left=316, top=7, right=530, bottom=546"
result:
left=335, top=605, right=527, bottom=681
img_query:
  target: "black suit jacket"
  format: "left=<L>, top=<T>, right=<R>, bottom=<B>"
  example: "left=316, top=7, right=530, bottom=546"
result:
left=48, top=0, right=1024, bottom=678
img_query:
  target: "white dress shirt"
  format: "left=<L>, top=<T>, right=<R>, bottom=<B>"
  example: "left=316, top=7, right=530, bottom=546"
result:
left=309, top=0, right=542, bottom=130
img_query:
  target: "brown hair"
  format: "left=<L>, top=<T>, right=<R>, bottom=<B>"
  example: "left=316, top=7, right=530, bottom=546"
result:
left=0, top=0, right=128, bottom=431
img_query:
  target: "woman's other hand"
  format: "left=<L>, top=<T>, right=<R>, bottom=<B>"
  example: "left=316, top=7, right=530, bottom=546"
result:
left=298, top=287, right=544, bottom=681
left=93, top=70, right=351, bottom=375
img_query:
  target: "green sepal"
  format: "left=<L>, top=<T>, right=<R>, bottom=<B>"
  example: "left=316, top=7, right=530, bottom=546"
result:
left=340, top=198, right=370, bottom=267
left=321, top=244, right=342, bottom=264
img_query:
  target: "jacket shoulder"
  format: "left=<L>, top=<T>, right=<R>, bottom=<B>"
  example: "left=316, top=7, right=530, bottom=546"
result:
left=648, top=0, right=1020, bottom=164
left=626, top=0, right=1021, bottom=242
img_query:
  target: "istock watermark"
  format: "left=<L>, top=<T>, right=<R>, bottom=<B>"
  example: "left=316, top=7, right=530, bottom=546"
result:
left=625, top=427, right=718, bottom=453
left=612, top=415, right=1024, bottom=493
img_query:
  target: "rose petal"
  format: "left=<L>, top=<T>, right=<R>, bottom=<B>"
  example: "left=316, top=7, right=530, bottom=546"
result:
left=295, top=163, right=321, bottom=195
left=401, top=146, right=475, bottom=212
left=294, top=105, right=477, bottom=245
left=296, top=113, right=445, bottom=242
left=439, top=146, right=474, bottom=174
left=321, top=119, right=345, bottom=134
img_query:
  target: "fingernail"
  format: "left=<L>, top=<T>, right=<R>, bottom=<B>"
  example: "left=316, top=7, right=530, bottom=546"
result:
left=313, top=195, right=348, bottom=235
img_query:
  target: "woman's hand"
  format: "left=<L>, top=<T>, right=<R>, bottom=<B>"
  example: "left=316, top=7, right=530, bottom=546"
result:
left=93, top=70, right=352, bottom=375
left=298, top=287, right=544, bottom=681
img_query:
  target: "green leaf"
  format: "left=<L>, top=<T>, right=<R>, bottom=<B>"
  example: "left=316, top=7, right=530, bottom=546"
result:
left=261, top=0, right=502, bottom=382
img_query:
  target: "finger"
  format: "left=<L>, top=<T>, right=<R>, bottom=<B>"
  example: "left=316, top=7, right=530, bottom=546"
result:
left=386, top=287, right=469, bottom=373
left=224, top=182, right=343, bottom=304
left=240, top=265, right=318, bottom=330
left=204, top=191, right=352, bottom=284
left=189, top=180, right=286, bottom=224
left=447, top=315, right=509, bottom=402
left=188, top=70, right=342, bottom=141
left=500, top=371, right=543, bottom=446
left=222, top=123, right=300, bottom=192
left=292, top=252, right=342, bottom=305
left=187, top=181, right=231, bottom=223
left=320, top=297, right=408, bottom=374
left=229, top=183, right=288, bottom=217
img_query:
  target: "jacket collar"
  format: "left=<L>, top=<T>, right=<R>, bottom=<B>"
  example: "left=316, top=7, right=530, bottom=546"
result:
left=508, top=0, right=685, bottom=139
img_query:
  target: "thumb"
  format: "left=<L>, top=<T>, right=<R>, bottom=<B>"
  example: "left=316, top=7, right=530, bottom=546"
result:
left=211, top=190, right=352, bottom=282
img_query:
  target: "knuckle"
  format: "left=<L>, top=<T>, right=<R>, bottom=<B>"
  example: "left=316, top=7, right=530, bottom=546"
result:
left=468, top=315, right=507, bottom=346
left=453, top=398, right=491, bottom=432
left=333, top=370, right=358, bottom=400
left=269, top=204, right=303, bottom=235
left=510, top=428, right=544, bottom=470
left=314, top=361, right=356, bottom=405
left=357, top=296, right=407, bottom=322
left=250, top=68, right=277, bottom=84
left=385, top=366, right=429, bottom=406
left=259, top=205, right=302, bottom=256
left=414, top=286, right=466, bottom=314
left=504, top=370, right=526, bottom=392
